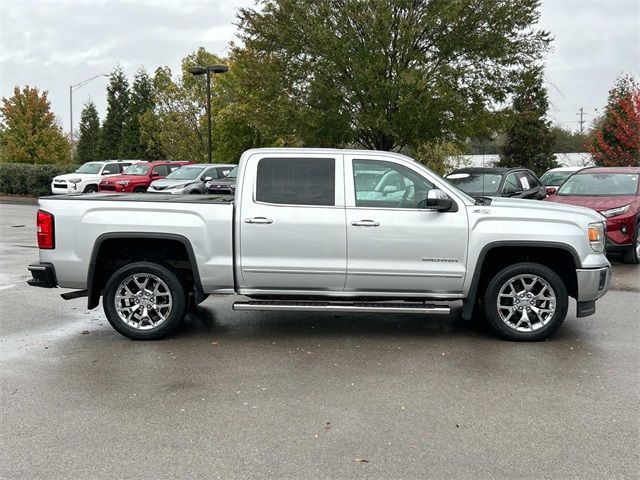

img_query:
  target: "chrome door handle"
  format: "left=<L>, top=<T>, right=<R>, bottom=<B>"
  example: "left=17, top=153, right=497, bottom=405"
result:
left=244, top=217, right=273, bottom=224
left=351, top=219, right=380, bottom=227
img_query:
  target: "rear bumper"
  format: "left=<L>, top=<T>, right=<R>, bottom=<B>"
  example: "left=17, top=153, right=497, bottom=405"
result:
left=27, top=262, right=57, bottom=288
left=575, top=266, right=611, bottom=318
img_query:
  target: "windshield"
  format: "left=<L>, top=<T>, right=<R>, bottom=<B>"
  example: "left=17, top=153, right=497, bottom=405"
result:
left=226, top=167, right=238, bottom=179
left=123, top=164, right=150, bottom=176
left=75, top=163, right=103, bottom=174
left=540, top=171, right=575, bottom=186
left=165, top=166, right=204, bottom=181
left=557, top=173, right=639, bottom=196
left=445, top=173, right=502, bottom=195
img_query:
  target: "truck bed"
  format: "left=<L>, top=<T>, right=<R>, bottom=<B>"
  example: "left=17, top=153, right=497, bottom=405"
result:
left=37, top=193, right=235, bottom=292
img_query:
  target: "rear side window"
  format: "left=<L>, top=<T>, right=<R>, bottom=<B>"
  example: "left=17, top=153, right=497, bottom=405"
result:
left=102, top=164, right=119, bottom=175
left=256, top=157, right=335, bottom=206
left=152, top=165, right=170, bottom=176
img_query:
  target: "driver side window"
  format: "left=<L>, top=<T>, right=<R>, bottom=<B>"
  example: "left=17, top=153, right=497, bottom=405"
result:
left=352, top=159, right=434, bottom=209
left=502, top=173, right=523, bottom=195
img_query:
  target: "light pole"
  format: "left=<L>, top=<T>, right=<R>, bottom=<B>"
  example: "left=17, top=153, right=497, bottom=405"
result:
left=69, top=73, right=108, bottom=159
left=188, top=64, right=229, bottom=163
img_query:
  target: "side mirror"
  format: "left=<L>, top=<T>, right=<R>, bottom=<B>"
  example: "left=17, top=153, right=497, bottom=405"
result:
left=203, top=176, right=213, bottom=182
left=151, top=172, right=161, bottom=178
left=545, top=187, right=557, bottom=195
left=425, top=189, right=453, bottom=211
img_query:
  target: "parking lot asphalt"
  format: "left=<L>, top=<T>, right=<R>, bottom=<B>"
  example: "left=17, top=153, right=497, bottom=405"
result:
left=1, top=202, right=639, bottom=480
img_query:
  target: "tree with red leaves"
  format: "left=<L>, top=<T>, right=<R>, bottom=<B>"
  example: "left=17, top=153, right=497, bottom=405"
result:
left=587, top=76, right=640, bottom=167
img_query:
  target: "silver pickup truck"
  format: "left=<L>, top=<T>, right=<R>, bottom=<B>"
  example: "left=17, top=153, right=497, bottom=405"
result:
left=28, top=148, right=611, bottom=341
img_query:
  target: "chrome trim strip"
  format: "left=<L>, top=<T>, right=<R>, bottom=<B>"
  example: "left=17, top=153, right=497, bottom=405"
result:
left=243, top=268, right=345, bottom=275
left=233, top=302, right=451, bottom=315
left=349, top=271, right=463, bottom=278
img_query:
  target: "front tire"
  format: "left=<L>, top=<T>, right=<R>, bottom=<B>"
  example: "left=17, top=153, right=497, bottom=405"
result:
left=483, top=262, right=568, bottom=341
left=621, top=223, right=640, bottom=264
left=103, top=262, right=187, bottom=340
left=133, top=187, right=147, bottom=193
left=83, top=185, right=97, bottom=193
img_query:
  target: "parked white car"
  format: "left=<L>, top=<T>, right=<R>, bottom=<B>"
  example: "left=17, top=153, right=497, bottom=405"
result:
left=51, top=160, right=140, bottom=195
left=540, top=166, right=584, bottom=194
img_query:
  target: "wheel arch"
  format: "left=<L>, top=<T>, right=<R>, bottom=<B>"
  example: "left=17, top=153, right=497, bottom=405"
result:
left=87, top=232, right=205, bottom=309
left=462, top=241, right=580, bottom=320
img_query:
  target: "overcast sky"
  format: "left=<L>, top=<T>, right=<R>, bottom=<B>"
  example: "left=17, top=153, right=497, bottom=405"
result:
left=1, top=0, right=638, bottom=138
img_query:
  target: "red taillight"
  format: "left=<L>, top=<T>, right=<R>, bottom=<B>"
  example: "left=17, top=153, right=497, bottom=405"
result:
left=37, top=210, right=55, bottom=249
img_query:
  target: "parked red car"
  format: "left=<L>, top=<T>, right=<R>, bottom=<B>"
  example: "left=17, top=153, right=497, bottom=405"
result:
left=545, top=166, right=640, bottom=264
left=98, top=161, right=191, bottom=193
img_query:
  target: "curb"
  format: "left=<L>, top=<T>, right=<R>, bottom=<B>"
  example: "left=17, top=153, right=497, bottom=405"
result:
left=0, top=196, right=38, bottom=205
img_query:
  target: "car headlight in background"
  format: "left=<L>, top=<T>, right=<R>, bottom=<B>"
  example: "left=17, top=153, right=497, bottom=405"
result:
left=588, top=222, right=605, bottom=253
left=116, top=180, right=129, bottom=186
left=600, top=205, right=630, bottom=218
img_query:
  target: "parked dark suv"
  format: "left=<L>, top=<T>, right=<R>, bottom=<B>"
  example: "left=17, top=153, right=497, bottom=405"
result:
left=445, top=167, right=546, bottom=200
left=206, top=166, right=237, bottom=195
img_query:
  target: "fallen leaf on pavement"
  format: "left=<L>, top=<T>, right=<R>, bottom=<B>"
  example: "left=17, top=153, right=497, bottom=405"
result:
left=354, top=458, right=369, bottom=463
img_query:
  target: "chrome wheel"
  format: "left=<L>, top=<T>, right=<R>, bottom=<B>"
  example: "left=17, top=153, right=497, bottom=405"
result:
left=114, top=273, right=172, bottom=330
left=497, top=274, right=556, bottom=332
left=635, top=233, right=640, bottom=259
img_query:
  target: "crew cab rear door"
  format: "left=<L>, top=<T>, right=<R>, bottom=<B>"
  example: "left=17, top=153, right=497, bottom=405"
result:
left=237, top=152, right=346, bottom=291
left=344, top=153, right=468, bottom=294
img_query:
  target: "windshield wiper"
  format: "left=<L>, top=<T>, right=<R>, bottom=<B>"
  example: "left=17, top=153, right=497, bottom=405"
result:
left=474, top=196, right=493, bottom=205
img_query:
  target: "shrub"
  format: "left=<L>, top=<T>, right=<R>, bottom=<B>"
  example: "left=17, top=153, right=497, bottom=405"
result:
left=0, top=163, right=79, bottom=197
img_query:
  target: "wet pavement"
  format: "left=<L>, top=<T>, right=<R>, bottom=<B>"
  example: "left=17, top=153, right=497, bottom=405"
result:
left=1, top=203, right=639, bottom=479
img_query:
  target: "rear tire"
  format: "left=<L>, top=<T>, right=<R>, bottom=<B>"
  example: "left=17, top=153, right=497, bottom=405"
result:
left=103, top=262, right=187, bottom=340
left=621, top=224, right=640, bottom=264
left=483, top=262, right=568, bottom=341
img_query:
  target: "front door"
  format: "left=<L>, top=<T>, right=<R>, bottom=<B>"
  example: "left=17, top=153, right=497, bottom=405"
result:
left=238, top=154, right=346, bottom=291
left=345, top=155, right=468, bottom=294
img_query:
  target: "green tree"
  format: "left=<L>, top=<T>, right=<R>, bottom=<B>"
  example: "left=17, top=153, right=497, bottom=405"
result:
left=233, top=0, right=551, bottom=151
left=0, top=86, right=71, bottom=164
left=98, top=66, right=129, bottom=159
left=587, top=75, right=639, bottom=166
left=550, top=125, right=587, bottom=153
left=140, top=47, right=265, bottom=162
left=76, top=100, right=101, bottom=163
left=499, top=67, right=557, bottom=173
left=119, top=68, right=161, bottom=159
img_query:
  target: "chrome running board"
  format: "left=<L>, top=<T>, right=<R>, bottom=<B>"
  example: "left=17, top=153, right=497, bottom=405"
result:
left=233, top=300, right=450, bottom=315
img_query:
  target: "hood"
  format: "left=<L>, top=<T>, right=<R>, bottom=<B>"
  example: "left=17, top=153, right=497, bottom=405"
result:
left=545, top=195, right=637, bottom=212
left=53, top=172, right=99, bottom=181
left=150, top=178, right=195, bottom=190
left=485, top=197, right=603, bottom=222
left=208, top=177, right=236, bottom=185
left=101, top=174, right=147, bottom=183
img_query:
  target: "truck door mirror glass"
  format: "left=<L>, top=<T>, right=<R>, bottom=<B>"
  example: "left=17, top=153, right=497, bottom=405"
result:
left=424, top=189, right=453, bottom=211
left=203, top=176, right=213, bottom=182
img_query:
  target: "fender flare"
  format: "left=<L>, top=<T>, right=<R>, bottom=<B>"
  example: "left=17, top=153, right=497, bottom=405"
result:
left=87, top=232, right=205, bottom=309
left=461, top=240, right=581, bottom=320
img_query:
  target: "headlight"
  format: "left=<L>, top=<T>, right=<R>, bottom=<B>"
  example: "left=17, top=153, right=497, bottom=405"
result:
left=68, top=178, right=82, bottom=184
left=588, top=222, right=605, bottom=253
left=600, top=205, right=630, bottom=218
left=116, top=180, right=129, bottom=186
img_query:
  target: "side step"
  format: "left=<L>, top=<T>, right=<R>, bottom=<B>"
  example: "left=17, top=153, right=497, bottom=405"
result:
left=233, top=300, right=450, bottom=315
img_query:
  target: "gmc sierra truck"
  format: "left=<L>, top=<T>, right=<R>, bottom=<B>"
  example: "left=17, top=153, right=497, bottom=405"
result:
left=28, top=148, right=611, bottom=341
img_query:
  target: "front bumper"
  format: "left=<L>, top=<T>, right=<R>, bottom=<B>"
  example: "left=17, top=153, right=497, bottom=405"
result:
left=27, top=262, right=57, bottom=288
left=575, top=266, right=611, bottom=318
